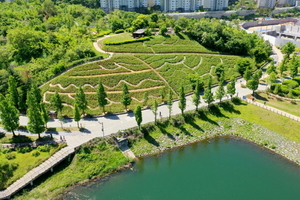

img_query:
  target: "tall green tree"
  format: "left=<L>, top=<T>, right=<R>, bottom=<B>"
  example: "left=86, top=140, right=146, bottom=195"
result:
left=226, top=76, right=236, bottom=99
left=267, top=72, right=277, bottom=86
left=74, top=103, right=81, bottom=128
left=192, top=80, right=201, bottom=111
left=40, top=102, right=49, bottom=129
left=203, top=77, right=214, bottom=107
left=0, top=94, right=19, bottom=137
left=281, top=42, right=296, bottom=58
left=31, top=84, right=42, bottom=104
left=121, top=84, right=132, bottom=111
left=235, top=58, right=252, bottom=76
left=143, top=91, right=149, bottom=107
left=266, top=61, right=276, bottom=75
left=160, top=87, right=166, bottom=103
left=75, top=87, right=88, bottom=115
left=214, top=63, right=224, bottom=81
left=215, top=79, right=225, bottom=103
left=7, top=76, right=19, bottom=109
left=167, top=89, right=173, bottom=119
left=134, top=105, right=142, bottom=130
left=151, top=99, right=158, bottom=123
left=50, top=91, right=63, bottom=114
left=288, top=55, right=299, bottom=78
left=178, top=86, right=186, bottom=116
left=243, top=67, right=251, bottom=81
left=96, top=82, right=108, bottom=114
left=27, top=92, right=45, bottom=139
left=246, top=78, right=259, bottom=95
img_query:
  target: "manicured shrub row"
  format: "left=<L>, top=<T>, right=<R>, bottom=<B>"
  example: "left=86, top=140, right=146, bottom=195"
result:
left=103, top=37, right=150, bottom=45
left=102, top=42, right=153, bottom=53
left=184, top=55, right=202, bottom=68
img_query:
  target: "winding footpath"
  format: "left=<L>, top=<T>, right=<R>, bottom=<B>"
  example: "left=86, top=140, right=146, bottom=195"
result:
left=1, top=37, right=298, bottom=199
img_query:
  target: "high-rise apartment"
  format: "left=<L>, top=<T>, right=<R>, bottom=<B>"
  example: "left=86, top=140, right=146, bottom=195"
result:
left=257, top=0, right=276, bottom=8
left=278, top=0, right=296, bottom=6
left=100, top=0, right=229, bottom=13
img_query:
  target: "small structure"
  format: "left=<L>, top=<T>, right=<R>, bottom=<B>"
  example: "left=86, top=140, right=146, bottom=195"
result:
left=47, top=110, right=57, bottom=119
left=113, top=136, right=129, bottom=149
left=132, top=29, right=145, bottom=38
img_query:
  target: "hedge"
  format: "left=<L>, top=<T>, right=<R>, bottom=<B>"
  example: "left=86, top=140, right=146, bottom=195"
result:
left=103, top=37, right=150, bottom=45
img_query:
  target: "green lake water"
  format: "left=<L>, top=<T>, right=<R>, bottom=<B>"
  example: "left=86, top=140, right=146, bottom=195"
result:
left=63, top=136, right=300, bottom=200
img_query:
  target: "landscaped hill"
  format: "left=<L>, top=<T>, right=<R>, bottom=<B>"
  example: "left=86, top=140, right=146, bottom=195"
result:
left=41, top=53, right=243, bottom=115
left=100, top=33, right=217, bottom=54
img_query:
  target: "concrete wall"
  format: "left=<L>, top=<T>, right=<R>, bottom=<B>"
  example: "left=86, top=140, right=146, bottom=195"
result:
left=242, top=18, right=298, bottom=29
left=262, top=34, right=300, bottom=46
left=167, top=10, right=255, bottom=19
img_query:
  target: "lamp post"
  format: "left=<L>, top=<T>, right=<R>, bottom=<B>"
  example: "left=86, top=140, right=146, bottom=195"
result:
left=98, top=122, right=104, bottom=137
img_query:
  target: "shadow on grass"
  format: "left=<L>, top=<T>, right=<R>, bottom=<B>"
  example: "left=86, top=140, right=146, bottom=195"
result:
left=184, top=115, right=204, bottom=132
left=176, top=33, right=184, bottom=39
left=142, top=127, right=160, bottom=147
left=156, top=122, right=176, bottom=140
left=255, top=93, right=268, bottom=101
left=208, top=104, right=229, bottom=119
left=220, top=102, right=241, bottom=115
left=8, top=135, right=33, bottom=143
left=176, top=124, right=193, bottom=137
left=198, top=112, right=219, bottom=126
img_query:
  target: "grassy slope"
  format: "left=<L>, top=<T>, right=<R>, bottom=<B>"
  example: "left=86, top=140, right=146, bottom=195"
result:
left=0, top=144, right=65, bottom=190
left=14, top=141, right=130, bottom=200
left=255, top=92, right=300, bottom=117
left=131, top=101, right=300, bottom=157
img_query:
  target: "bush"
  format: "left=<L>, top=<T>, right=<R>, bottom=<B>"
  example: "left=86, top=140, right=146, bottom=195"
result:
left=1, top=148, right=11, bottom=154
left=114, top=29, right=124, bottom=34
left=37, top=144, right=51, bottom=152
left=292, top=89, right=300, bottom=97
left=282, top=80, right=299, bottom=89
left=293, top=77, right=300, bottom=84
left=31, top=150, right=40, bottom=157
left=280, top=85, right=289, bottom=94
left=103, top=37, right=150, bottom=45
left=5, top=152, right=16, bottom=160
left=16, top=146, right=32, bottom=154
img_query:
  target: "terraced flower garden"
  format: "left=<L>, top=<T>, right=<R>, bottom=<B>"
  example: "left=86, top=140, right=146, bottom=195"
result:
left=41, top=53, right=244, bottom=116
left=100, top=33, right=217, bottom=54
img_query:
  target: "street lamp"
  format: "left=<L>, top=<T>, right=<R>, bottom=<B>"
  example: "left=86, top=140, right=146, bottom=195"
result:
left=98, top=122, right=104, bottom=137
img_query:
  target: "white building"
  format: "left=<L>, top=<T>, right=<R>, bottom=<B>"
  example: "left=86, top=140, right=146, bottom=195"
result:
left=278, top=0, right=297, bottom=7
left=100, top=0, right=228, bottom=13
left=257, top=0, right=276, bottom=8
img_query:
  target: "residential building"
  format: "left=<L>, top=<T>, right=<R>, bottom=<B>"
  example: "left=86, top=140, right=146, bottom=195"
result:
left=278, top=0, right=296, bottom=7
left=100, top=0, right=228, bottom=13
left=257, top=0, right=276, bottom=8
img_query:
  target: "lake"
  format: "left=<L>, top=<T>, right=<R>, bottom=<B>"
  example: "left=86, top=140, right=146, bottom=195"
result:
left=63, top=136, right=300, bottom=200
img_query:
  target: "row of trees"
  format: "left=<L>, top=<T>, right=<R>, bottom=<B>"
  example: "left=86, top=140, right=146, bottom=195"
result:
left=134, top=76, right=237, bottom=129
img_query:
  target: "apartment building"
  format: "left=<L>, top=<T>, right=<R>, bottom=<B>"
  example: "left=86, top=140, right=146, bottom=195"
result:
left=278, top=0, right=296, bottom=7
left=257, top=0, right=276, bottom=8
left=100, top=0, right=229, bottom=13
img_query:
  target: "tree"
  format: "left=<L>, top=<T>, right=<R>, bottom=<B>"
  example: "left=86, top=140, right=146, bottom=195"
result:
left=7, top=76, right=19, bottom=109
left=134, top=105, right=142, bottom=130
left=50, top=91, right=63, bottom=114
left=226, top=76, right=236, bottom=99
left=178, top=86, right=186, bottom=116
left=273, top=84, right=280, bottom=94
left=31, top=84, right=42, bottom=104
left=243, top=67, right=251, bottom=81
left=27, top=93, right=46, bottom=139
left=192, top=81, right=201, bottom=111
left=281, top=42, right=296, bottom=58
left=174, top=25, right=181, bottom=34
left=42, top=0, right=57, bottom=18
left=40, top=102, right=49, bottom=129
left=150, top=13, right=158, bottom=23
left=151, top=99, right=158, bottom=123
left=121, top=84, right=132, bottom=111
left=235, top=58, right=252, bottom=76
left=0, top=94, right=19, bottom=137
left=267, top=72, right=277, bottom=86
left=75, top=87, right=88, bottom=115
left=288, top=55, right=299, bottom=78
left=143, top=91, right=149, bottom=107
left=287, top=89, right=293, bottom=99
left=159, top=26, right=167, bottom=36
left=246, top=79, right=259, bottom=95
left=160, top=87, right=166, bottom=103
left=215, top=80, right=225, bottom=103
left=96, top=82, right=108, bottom=114
left=203, top=77, right=214, bottom=107
left=214, top=63, right=224, bottom=81
left=167, top=89, right=173, bottom=119
left=266, top=62, right=276, bottom=75
left=74, top=103, right=81, bottom=128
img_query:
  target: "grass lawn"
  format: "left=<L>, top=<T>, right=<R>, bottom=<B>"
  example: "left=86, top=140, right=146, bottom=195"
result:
left=14, top=140, right=130, bottom=200
left=255, top=92, right=300, bottom=117
left=0, top=143, right=66, bottom=190
left=131, top=100, right=300, bottom=156
left=102, top=32, right=134, bottom=43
